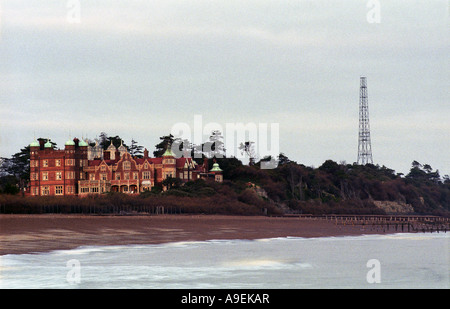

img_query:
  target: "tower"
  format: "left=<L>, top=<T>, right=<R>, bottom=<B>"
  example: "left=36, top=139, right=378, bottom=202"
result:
left=357, top=76, right=373, bottom=165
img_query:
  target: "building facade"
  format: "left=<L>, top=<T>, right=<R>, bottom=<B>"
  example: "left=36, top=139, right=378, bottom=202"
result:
left=28, top=137, right=223, bottom=197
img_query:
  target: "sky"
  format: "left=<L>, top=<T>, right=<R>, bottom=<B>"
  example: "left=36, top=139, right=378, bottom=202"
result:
left=0, top=0, right=449, bottom=176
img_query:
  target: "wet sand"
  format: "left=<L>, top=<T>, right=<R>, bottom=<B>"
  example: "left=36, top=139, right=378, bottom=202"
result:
left=0, top=214, right=392, bottom=255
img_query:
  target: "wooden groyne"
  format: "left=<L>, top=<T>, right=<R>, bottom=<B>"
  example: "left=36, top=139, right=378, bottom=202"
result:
left=277, top=214, right=450, bottom=233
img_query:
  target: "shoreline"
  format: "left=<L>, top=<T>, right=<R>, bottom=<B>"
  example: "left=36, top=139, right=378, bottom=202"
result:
left=0, top=214, right=422, bottom=256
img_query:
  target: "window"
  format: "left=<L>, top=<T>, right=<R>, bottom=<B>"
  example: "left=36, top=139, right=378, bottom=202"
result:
left=66, top=171, right=74, bottom=179
left=89, top=173, right=95, bottom=180
left=143, top=171, right=151, bottom=179
left=32, top=187, right=39, bottom=195
left=133, top=172, right=138, bottom=180
left=90, top=187, right=99, bottom=193
left=144, top=163, right=148, bottom=169
left=42, top=172, right=48, bottom=181
left=184, top=171, right=188, bottom=179
left=66, top=159, right=74, bottom=166
left=56, top=171, right=62, bottom=180
left=123, top=161, right=131, bottom=170
left=81, top=187, right=89, bottom=193
left=67, top=186, right=74, bottom=194
left=101, top=165, right=106, bottom=171
left=56, top=159, right=61, bottom=167
left=179, top=173, right=184, bottom=180
left=115, top=174, right=121, bottom=180
left=55, top=185, right=63, bottom=195
left=101, top=173, right=107, bottom=180
left=43, top=160, right=48, bottom=167
left=41, top=186, right=50, bottom=195
left=124, top=172, right=130, bottom=180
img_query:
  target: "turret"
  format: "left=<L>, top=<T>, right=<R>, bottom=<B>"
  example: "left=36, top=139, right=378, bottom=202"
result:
left=210, top=161, right=223, bottom=183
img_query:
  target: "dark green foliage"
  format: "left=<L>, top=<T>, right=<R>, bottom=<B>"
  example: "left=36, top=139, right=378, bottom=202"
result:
left=1, top=140, right=448, bottom=216
left=154, top=134, right=174, bottom=157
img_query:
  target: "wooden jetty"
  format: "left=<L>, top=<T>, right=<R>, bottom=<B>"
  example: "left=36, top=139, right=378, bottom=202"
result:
left=277, top=214, right=449, bottom=233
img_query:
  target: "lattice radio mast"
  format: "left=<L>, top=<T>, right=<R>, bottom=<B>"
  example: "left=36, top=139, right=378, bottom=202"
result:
left=357, top=76, right=373, bottom=165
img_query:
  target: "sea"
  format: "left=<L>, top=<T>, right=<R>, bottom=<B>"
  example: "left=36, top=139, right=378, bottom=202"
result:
left=0, top=233, right=448, bottom=289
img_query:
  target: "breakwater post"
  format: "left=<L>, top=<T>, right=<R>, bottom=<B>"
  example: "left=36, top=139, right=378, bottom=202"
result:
left=301, top=214, right=449, bottom=233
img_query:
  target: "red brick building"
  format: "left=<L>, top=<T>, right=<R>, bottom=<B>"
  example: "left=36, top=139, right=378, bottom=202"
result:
left=29, top=138, right=88, bottom=196
left=28, top=137, right=223, bottom=196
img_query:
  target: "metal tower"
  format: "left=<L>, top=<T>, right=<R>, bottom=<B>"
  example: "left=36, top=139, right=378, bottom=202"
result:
left=357, top=76, right=373, bottom=165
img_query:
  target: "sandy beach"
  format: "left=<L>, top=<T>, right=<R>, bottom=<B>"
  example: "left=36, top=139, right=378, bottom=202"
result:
left=0, top=214, right=394, bottom=255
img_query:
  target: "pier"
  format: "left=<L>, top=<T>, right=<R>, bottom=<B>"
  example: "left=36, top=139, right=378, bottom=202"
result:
left=278, top=214, right=450, bottom=234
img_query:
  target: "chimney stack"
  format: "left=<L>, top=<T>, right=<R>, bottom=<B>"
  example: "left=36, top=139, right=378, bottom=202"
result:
left=204, top=157, right=209, bottom=173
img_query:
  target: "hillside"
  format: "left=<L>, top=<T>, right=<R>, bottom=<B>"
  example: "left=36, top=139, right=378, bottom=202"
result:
left=211, top=157, right=450, bottom=216
left=1, top=157, right=448, bottom=216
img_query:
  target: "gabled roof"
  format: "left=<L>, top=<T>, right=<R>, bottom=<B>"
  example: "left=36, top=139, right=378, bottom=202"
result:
left=107, top=140, right=116, bottom=151
left=88, top=159, right=117, bottom=166
left=176, top=157, right=198, bottom=169
left=150, top=157, right=163, bottom=164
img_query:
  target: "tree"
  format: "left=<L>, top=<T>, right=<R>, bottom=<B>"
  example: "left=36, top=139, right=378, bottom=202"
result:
left=104, top=135, right=127, bottom=150
left=154, top=134, right=174, bottom=157
left=129, top=138, right=144, bottom=158
left=239, top=141, right=257, bottom=165
left=0, top=144, right=33, bottom=195
left=162, top=176, right=182, bottom=190
left=172, top=138, right=193, bottom=158
left=443, top=175, right=450, bottom=184
left=278, top=153, right=293, bottom=166
left=99, top=132, right=108, bottom=148
left=412, top=160, right=422, bottom=168
left=1, top=146, right=31, bottom=180
left=278, top=162, right=307, bottom=200
left=407, top=161, right=427, bottom=180
left=423, top=164, right=433, bottom=174
left=208, top=130, right=226, bottom=159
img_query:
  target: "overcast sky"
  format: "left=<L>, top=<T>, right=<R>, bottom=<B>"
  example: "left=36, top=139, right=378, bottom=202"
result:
left=0, top=0, right=448, bottom=176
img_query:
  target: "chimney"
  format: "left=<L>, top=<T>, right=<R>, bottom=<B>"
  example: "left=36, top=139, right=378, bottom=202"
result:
left=38, top=139, right=45, bottom=150
left=104, top=151, right=110, bottom=161
left=204, top=157, right=209, bottom=173
left=144, top=148, right=149, bottom=159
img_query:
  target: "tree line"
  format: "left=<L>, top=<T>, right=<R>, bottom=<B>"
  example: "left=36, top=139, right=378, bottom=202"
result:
left=1, top=132, right=449, bottom=216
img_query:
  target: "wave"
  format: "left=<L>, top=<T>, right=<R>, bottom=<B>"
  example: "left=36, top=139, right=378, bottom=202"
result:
left=3, top=232, right=448, bottom=259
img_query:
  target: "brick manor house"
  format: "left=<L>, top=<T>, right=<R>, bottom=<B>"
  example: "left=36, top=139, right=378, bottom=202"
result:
left=28, top=138, right=223, bottom=196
